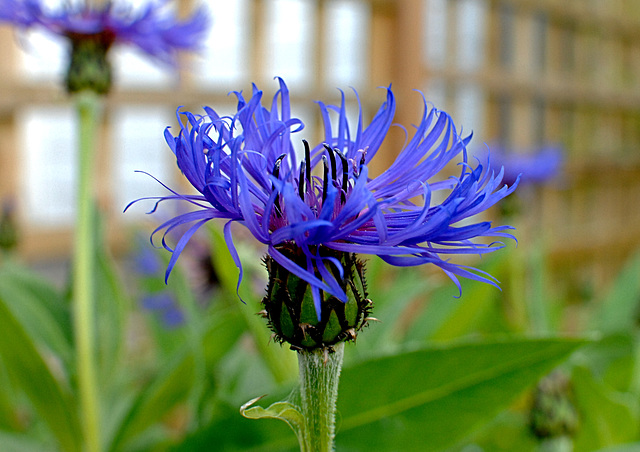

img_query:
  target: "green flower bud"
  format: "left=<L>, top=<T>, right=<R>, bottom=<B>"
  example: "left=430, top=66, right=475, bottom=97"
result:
left=262, top=243, right=373, bottom=351
left=530, top=371, right=579, bottom=439
left=65, top=31, right=115, bottom=94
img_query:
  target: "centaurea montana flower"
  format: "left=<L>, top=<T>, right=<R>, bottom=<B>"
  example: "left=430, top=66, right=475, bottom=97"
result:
left=129, top=78, right=519, bottom=350
left=0, top=0, right=208, bottom=93
left=484, top=145, right=563, bottom=188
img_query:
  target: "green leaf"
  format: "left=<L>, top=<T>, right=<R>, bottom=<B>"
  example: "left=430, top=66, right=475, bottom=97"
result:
left=591, top=250, right=640, bottom=334
left=0, top=293, right=81, bottom=452
left=574, top=334, right=636, bottom=393
left=168, top=401, right=298, bottom=452
left=335, top=337, right=586, bottom=451
left=240, top=396, right=304, bottom=449
left=0, top=265, right=72, bottom=366
left=572, top=366, right=639, bottom=451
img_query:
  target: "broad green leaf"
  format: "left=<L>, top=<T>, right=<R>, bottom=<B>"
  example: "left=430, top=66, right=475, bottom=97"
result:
left=462, top=410, right=538, bottom=452
left=0, top=295, right=81, bottom=452
left=240, top=396, right=304, bottom=449
left=591, top=250, right=640, bottom=334
left=335, top=338, right=586, bottom=451
left=574, top=334, right=635, bottom=393
left=572, top=366, right=639, bottom=451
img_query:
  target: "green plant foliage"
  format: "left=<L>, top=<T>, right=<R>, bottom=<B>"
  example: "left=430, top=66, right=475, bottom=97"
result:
left=93, top=233, right=130, bottom=384
left=590, top=250, right=640, bottom=334
left=241, top=396, right=305, bottom=449
left=0, top=264, right=73, bottom=366
left=0, top=431, right=57, bottom=452
left=335, top=338, right=586, bottom=451
left=169, top=401, right=298, bottom=452
left=572, top=366, right=639, bottom=451
left=0, top=290, right=81, bottom=452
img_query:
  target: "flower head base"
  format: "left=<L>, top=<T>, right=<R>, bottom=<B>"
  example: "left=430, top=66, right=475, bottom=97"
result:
left=128, top=78, right=518, bottom=350
left=263, top=243, right=372, bottom=350
left=0, top=0, right=209, bottom=93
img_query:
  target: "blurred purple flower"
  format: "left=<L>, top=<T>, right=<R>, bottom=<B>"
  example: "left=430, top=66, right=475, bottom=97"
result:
left=485, top=145, right=563, bottom=188
left=133, top=242, right=163, bottom=276
left=141, top=292, right=184, bottom=328
left=128, top=78, right=519, bottom=316
left=0, top=0, right=209, bottom=65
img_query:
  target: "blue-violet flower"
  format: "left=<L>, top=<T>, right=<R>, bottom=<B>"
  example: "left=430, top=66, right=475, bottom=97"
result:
left=129, top=78, right=519, bottom=349
left=484, top=145, right=563, bottom=188
left=0, top=0, right=208, bottom=93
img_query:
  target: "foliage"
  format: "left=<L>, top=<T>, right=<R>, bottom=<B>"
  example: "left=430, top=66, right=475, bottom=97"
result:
left=0, top=221, right=638, bottom=451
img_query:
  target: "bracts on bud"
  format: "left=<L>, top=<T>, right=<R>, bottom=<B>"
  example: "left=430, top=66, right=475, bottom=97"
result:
left=261, top=242, right=373, bottom=352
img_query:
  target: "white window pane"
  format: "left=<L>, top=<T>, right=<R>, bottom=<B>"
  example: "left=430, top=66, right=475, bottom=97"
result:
left=424, top=78, right=448, bottom=112
left=264, top=0, right=314, bottom=88
left=424, top=0, right=448, bottom=68
left=456, top=0, right=487, bottom=71
left=20, top=30, right=67, bottom=83
left=195, top=0, right=248, bottom=87
left=18, top=106, right=77, bottom=226
left=112, top=106, right=174, bottom=218
left=112, top=47, right=174, bottom=89
left=324, top=0, right=370, bottom=87
left=454, top=83, right=485, bottom=152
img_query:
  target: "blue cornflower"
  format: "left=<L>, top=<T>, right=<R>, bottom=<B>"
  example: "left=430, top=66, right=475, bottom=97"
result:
left=483, top=145, right=563, bottom=188
left=0, top=0, right=208, bottom=92
left=129, top=78, right=519, bottom=349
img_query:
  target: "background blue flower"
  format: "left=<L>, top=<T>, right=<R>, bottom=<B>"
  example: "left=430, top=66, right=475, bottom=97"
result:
left=481, top=145, right=564, bottom=188
left=0, top=0, right=208, bottom=64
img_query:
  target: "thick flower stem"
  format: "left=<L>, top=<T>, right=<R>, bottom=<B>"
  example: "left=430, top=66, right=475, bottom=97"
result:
left=73, top=91, right=102, bottom=452
left=297, top=343, right=344, bottom=452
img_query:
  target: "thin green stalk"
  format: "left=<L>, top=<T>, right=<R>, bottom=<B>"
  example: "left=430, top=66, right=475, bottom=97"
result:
left=73, top=91, right=102, bottom=452
left=297, top=343, right=344, bottom=452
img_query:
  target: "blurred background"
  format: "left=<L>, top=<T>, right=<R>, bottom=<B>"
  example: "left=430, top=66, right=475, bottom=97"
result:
left=1, top=0, right=639, bottom=306
left=1, top=1, right=640, bottom=450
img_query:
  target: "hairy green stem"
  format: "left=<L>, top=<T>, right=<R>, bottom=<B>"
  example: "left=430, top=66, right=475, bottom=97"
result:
left=297, top=343, right=344, bottom=452
left=73, top=91, right=102, bottom=452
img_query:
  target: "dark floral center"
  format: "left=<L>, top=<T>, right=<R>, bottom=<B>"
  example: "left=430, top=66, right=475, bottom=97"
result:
left=271, top=140, right=364, bottom=226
